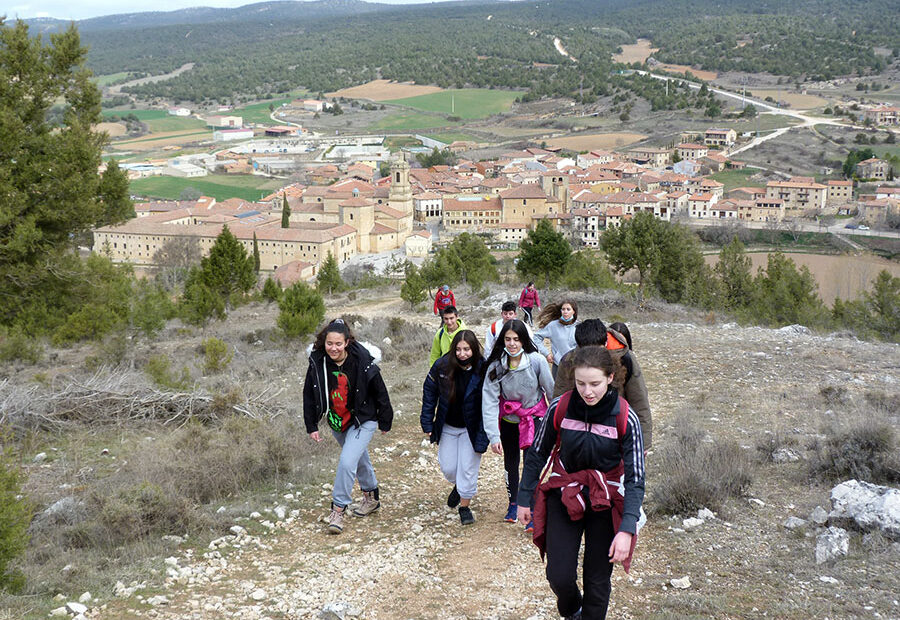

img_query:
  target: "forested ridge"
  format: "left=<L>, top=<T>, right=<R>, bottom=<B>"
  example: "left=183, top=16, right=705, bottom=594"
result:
left=25, top=0, right=900, bottom=104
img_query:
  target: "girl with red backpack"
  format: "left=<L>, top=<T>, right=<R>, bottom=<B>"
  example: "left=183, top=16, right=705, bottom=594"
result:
left=517, top=346, right=645, bottom=620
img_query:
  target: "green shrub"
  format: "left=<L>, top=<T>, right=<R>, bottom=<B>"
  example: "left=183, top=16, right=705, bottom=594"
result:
left=131, top=279, right=176, bottom=337
left=201, top=337, right=233, bottom=373
left=809, top=414, right=900, bottom=484
left=651, top=415, right=753, bottom=515
left=179, top=276, right=225, bottom=326
left=262, top=276, right=282, bottom=302
left=52, top=303, right=124, bottom=346
left=0, top=327, right=43, bottom=364
left=277, top=282, right=325, bottom=338
left=0, top=448, right=32, bottom=592
left=145, top=355, right=192, bottom=391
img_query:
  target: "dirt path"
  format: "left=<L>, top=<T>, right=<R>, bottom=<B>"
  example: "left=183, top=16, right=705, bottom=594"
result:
left=108, top=63, right=196, bottom=95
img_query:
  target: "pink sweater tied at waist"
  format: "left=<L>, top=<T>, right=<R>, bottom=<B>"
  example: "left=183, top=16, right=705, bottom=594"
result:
left=499, top=397, right=548, bottom=449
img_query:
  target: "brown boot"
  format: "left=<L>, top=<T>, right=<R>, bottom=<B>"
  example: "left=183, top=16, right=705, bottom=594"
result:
left=327, top=503, right=344, bottom=534
left=352, top=488, right=380, bottom=517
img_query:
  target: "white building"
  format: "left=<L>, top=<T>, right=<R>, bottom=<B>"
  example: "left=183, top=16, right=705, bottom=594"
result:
left=213, top=128, right=254, bottom=142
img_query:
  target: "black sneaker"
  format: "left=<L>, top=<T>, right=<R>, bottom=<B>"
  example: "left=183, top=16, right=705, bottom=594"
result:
left=447, top=485, right=461, bottom=509
left=458, top=506, right=475, bottom=525
left=564, top=609, right=582, bottom=620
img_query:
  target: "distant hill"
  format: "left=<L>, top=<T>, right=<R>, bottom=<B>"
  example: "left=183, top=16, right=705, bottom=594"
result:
left=23, top=0, right=391, bottom=34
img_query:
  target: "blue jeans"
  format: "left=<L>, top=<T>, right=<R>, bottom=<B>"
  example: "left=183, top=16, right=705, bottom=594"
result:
left=331, top=420, right=378, bottom=508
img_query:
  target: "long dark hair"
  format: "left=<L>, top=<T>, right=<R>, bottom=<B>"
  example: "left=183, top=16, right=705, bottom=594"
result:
left=484, top=319, right=537, bottom=381
left=610, top=321, right=633, bottom=351
left=537, top=299, right=579, bottom=328
left=313, top=318, right=355, bottom=350
left=446, top=330, right=482, bottom=403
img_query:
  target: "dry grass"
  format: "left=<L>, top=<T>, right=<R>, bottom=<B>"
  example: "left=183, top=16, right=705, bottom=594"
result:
left=808, top=407, right=900, bottom=484
left=747, top=89, right=829, bottom=109
left=326, top=80, right=443, bottom=101
left=653, top=63, right=718, bottom=81
left=613, top=39, right=659, bottom=64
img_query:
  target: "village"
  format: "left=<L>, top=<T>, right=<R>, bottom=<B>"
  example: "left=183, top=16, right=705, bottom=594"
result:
left=96, top=99, right=900, bottom=286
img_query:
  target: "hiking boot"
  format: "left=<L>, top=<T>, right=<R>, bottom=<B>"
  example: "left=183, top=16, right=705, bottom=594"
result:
left=504, top=503, right=517, bottom=523
left=525, top=520, right=534, bottom=533
left=447, top=485, right=461, bottom=509
left=352, top=488, right=380, bottom=517
left=459, top=506, right=475, bottom=525
left=564, top=609, right=582, bottom=620
left=327, top=504, right=344, bottom=535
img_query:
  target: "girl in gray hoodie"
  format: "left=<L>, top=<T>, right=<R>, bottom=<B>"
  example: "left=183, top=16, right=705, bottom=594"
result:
left=482, top=319, right=555, bottom=527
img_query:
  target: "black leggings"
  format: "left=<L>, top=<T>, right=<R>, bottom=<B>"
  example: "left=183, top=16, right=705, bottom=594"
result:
left=500, top=418, right=530, bottom=505
left=545, top=493, right=616, bottom=619
left=521, top=306, right=534, bottom=326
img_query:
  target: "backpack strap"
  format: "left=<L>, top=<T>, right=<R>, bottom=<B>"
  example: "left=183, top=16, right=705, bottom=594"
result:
left=616, top=396, right=629, bottom=453
left=491, top=321, right=497, bottom=337
left=552, top=390, right=573, bottom=450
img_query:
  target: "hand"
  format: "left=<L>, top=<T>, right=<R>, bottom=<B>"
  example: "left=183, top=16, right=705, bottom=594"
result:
left=608, top=531, right=633, bottom=563
left=309, top=431, right=322, bottom=442
left=517, top=506, right=531, bottom=524
left=381, top=430, right=389, bottom=435
left=546, top=353, right=554, bottom=365
left=490, top=442, right=503, bottom=455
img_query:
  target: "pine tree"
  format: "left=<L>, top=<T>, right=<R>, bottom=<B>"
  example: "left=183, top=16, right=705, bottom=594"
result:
left=281, top=193, right=291, bottom=228
left=715, top=237, right=755, bottom=310
left=316, top=251, right=344, bottom=296
left=517, top=220, right=572, bottom=287
left=252, top=232, right=261, bottom=272
left=199, top=225, right=256, bottom=310
left=400, top=262, right=427, bottom=309
left=98, top=159, right=135, bottom=226
left=278, top=282, right=325, bottom=338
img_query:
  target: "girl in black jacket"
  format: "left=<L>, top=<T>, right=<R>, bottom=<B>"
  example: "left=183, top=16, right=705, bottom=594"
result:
left=304, top=319, right=393, bottom=535
left=420, top=330, right=488, bottom=525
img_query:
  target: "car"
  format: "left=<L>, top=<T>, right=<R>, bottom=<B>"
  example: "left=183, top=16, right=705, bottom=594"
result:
left=844, top=224, right=858, bottom=229
left=858, top=225, right=870, bottom=230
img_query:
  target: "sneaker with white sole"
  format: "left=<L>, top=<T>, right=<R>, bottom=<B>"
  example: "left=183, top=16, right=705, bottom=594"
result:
left=352, top=488, right=380, bottom=517
left=327, top=504, right=344, bottom=535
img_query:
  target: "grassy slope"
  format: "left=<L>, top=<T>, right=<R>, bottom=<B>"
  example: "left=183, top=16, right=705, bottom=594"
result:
left=130, top=174, right=282, bottom=201
left=384, top=89, right=518, bottom=119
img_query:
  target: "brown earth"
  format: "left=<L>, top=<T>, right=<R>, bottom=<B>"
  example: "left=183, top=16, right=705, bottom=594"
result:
left=746, top=89, right=829, bottom=110
left=96, top=122, right=128, bottom=137
left=546, top=132, right=647, bottom=151
left=614, top=39, right=659, bottom=64
left=654, top=64, right=719, bottom=81
left=110, top=130, right=211, bottom=151
left=327, top=80, right=444, bottom=101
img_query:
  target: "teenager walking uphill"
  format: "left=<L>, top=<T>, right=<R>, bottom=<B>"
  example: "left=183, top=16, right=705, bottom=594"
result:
left=429, top=306, right=467, bottom=367
left=518, top=281, right=541, bottom=326
left=433, top=284, right=455, bottom=316
left=485, top=300, right=549, bottom=357
left=304, top=319, right=393, bottom=535
left=535, top=300, right=579, bottom=380
left=552, top=320, right=653, bottom=449
left=420, top=330, right=488, bottom=525
left=482, top=319, right=554, bottom=528
left=518, top=346, right=645, bottom=620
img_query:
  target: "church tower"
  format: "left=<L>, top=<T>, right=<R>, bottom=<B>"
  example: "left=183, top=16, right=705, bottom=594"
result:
left=388, top=156, right=413, bottom=218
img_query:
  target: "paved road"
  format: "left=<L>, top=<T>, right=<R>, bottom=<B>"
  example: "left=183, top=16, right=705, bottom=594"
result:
left=684, top=217, right=900, bottom=240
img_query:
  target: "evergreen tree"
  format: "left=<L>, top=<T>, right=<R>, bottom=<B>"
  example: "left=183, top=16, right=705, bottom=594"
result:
left=864, top=270, right=900, bottom=342
left=281, top=193, right=291, bottom=228
left=400, top=262, right=427, bottom=309
left=562, top=250, right=617, bottom=291
left=445, top=233, right=497, bottom=290
left=262, top=276, right=282, bottom=302
left=715, top=237, right=755, bottom=310
left=278, top=281, right=325, bottom=338
left=517, top=220, right=573, bottom=287
left=0, top=449, right=31, bottom=592
left=199, top=225, right=256, bottom=310
left=316, top=251, right=344, bottom=296
left=603, top=212, right=662, bottom=297
left=750, top=251, right=823, bottom=326
left=252, top=232, right=260, bottom=272
left=97, top=159, right=135, bottom=226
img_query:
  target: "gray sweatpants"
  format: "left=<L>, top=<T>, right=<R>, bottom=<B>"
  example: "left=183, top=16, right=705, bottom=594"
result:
left=437, top=425, right=483, bottom=500
left=331, top=420, right=378, bottom=508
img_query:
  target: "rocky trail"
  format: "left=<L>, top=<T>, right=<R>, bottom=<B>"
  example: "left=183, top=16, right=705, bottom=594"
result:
left=45, top=293, right=900, bottom=619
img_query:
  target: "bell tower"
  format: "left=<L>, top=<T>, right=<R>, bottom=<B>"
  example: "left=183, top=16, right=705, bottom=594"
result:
left=388, top=156, right=413, bottom=217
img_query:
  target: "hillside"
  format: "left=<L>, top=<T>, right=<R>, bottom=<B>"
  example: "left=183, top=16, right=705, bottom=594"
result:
left=2, top=287, right=899, bottom=618
left=33, top=0, right=895, bottom=104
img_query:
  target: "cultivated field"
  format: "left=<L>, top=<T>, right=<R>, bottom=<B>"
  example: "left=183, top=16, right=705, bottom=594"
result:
left=370, top=111, right=460, bottom=132
left=749, top=89, right=829, bottom=109
left=654, top=63, right=719, bottom=81
left=96, top=122, right=127, bottom=137
left=709, top=168, right=768, bottom=191
left=546, top=132, right=647, bottom=151
left=109, top=130, right=211, bottom=151
left=102, top=109, right=206, bottom=133
left=327, top=80, right=443, bottom=101
left=384, top=89, right=519, bottom=120
left=614, top=38, right=659, bottom=64
left=129, top=174, right=282, bottom=202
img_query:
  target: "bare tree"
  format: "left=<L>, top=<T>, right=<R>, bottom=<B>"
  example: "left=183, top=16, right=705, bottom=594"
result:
left=784, top=217, right=803, bottom=243
left=154, top=236, right=202, bottom=291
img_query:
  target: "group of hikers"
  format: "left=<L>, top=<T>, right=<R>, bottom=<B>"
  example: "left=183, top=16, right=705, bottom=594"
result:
left=303, top=283, right=650, bottom=620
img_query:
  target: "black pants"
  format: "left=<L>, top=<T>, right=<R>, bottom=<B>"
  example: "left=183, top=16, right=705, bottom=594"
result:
left=499, top=418, right=529, bottom=505
left=521, top=306, right=534, bottom=326
left=545, top=493, right=616, bottom=619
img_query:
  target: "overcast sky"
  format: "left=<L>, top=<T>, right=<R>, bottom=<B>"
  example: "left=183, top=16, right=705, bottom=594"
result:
left=7, top=0, right=426, bottom=21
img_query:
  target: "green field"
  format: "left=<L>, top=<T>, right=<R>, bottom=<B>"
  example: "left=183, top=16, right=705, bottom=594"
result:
left=370, top=111, right=460, bottom=131
left=709, top=168, right=766, bottom=190
left=130, top=174, right=282, bottom=202
left=93, top=72, right=130, bottom=86
left=232, top=94, right=305, bottom=125
left=102, top=109, right=206, bottom=132
left=385, top=89, right=518, bottom=119
left=424, top=132, right=482, bottom=144
left=115, top=130, right=209, bottom=146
